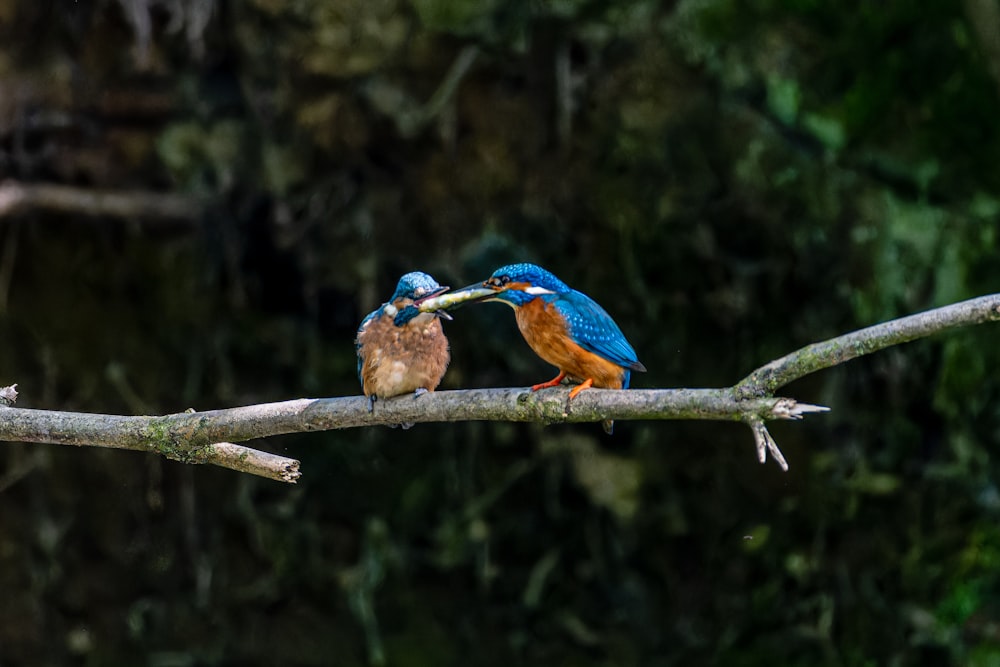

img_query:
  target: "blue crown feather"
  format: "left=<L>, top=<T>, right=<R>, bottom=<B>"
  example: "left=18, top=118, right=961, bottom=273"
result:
left=489, top=263, right=571, bottom=293
left=391, top=272, right=443, bottom=301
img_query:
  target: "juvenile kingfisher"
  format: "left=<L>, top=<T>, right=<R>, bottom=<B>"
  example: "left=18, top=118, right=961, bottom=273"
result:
left=464, top=262, right=646, bottom=433
left=356, top=272, right=451, bottom=423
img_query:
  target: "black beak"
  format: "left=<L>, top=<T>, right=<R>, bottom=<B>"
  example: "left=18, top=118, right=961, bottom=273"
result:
left=453, top=282, right=499, bottom=305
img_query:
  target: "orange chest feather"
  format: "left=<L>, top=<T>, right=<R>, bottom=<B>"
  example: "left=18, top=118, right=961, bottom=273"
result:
left=357, top=312, right=449, bottom=398
left=514, top=298, right=626, bottom=389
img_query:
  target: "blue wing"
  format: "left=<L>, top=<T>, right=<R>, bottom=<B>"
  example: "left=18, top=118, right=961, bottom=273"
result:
left=552, top=290, right=645, bottom=373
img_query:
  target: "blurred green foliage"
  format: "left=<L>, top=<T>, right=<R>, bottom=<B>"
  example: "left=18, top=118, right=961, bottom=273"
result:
left=0, top=0, right=999, bottom=664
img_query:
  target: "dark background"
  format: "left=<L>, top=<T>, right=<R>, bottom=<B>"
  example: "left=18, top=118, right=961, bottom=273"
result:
left=1, top=0, right=1000, bottom=664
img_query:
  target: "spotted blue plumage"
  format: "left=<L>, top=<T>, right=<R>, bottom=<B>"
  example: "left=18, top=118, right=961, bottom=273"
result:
left=553, top=292, right=644, bottom=387
left=485, top=263, right=645, bottom=383
left=356, top=271, right=444, bottom=383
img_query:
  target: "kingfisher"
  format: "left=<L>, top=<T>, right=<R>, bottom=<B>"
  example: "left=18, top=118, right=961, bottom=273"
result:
left=356, top=272, right=452, bottom=424
left=464, top=262, right=646, bottom=433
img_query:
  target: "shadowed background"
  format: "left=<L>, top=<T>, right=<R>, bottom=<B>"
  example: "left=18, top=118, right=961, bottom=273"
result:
left=1, top=0, right=1000, bottom=664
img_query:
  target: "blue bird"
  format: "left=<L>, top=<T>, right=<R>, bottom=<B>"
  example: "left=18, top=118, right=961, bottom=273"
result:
left=356, top=272, right=451, bottom=424
left=464, top=262, right=646, bottom=433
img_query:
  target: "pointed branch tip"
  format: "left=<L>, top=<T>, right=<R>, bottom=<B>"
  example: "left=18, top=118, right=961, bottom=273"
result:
left=770, top=398, right=830, bottom=420
left=0, top=384, right=18, bottom=407
left=747, top=418, right=790, bottom=472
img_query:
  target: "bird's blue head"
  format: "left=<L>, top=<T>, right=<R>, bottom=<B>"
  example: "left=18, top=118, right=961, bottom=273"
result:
left=479, top=263, right=572, bottom=307
left=391, top=272, right=448, bottom=303
left=387, top=272, right=449, bottom=326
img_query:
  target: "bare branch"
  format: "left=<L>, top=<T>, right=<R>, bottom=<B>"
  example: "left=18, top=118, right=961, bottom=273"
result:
left=204, top=442, right=301, bottom=484
left=0, top=388, right=808, bottom=481
left=0, top=180, right=205, bottom=222
left=769, top=397, right=830, bottom=420
left=1, top=293, right=997, bottom=481
left=746, top=417, right=789, bottom=472
left=735, top=294, right=1000, bottom=398
left=0, top=390, right=812, bottom=442
left=0, top=388, right=300, bottom=483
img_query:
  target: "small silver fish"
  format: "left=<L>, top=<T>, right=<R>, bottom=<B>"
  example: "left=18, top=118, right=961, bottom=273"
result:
left=414, top=286, right=496, bottom=313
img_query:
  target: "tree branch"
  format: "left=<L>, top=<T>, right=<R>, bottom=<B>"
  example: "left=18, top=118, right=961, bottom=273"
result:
left=0, top=395, right=301, bottom=483
left=0, top=389, right=819, bottom=479
left=1, top=294, right=997, bottom=481
left=0, top=180, right=205, bottom=222
left=736, top=294, right=1000, bottom=397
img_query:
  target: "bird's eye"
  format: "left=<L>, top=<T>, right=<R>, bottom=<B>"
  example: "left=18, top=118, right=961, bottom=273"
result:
left=491, top=275, right=510, bottom=286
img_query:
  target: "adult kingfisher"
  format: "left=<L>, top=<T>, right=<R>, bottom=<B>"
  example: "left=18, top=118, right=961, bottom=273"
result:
left=356, top=272, right=452, bottom=424
left=464, top=262, right=646, bottom=433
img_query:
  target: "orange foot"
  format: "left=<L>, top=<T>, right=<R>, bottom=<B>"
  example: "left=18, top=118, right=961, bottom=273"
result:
left=568, top=378, right=594, bottom=400
left=531, top=371, right=566, bottom=392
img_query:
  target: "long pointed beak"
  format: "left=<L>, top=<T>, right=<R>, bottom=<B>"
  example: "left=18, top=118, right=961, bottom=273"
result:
left=457, top=281, right=500, bottom=297
left=451, top=282, right=502, bottom=305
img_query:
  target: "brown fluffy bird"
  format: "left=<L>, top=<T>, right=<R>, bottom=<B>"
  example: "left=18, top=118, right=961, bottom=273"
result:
left=355, top=272, right=451, bottom=426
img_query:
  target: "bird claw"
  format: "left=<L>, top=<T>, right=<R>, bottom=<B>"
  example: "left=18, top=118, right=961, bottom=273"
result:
left=368, top=395, right=377, bottom=413
left=531, top=372, right=566, bottom=392
left=413, top=388, right=429, bottom=398
left=567, top=378, right=594, bottom=400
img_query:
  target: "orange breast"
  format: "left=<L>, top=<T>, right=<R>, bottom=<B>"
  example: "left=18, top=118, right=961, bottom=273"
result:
left=515, top=298, right=626, bottom=389
left=357, top=310, right=450, bottom=399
